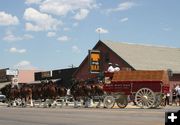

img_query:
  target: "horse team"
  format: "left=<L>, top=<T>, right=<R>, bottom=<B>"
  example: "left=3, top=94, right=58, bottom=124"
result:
left=1, top=80, right=104, bottom=108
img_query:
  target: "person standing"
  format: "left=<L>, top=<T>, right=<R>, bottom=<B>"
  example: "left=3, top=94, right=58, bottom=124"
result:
left=176, top=85, right=180, bottom=106
left=165, top=92, right=170, bottom=106
left=172, top=89, right=177, bottom=106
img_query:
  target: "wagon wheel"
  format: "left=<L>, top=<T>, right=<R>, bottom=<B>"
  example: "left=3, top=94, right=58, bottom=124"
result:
left=116, top=95, right=128, bottom=108
left=153, top=93, right=163, bottom=108
left=160, top=94, right=166, bottom=107
left=135, top=88, right=155, bottom=109
left=103, top=96, right=115, bottom=108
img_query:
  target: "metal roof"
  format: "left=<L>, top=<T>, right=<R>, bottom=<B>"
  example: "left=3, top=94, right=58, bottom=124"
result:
left=102, top=40, right=180, bottom=73
left=0, top=82, right=11, bottom=89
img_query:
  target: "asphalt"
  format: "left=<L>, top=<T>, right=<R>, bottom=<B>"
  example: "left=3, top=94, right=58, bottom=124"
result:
left=0, top=103, right=179, bottom=125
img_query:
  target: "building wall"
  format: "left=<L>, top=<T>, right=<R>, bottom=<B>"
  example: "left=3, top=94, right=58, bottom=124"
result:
left=74, top=41, right=134, bottom=80
left=18, top=70, right=37, bottom=83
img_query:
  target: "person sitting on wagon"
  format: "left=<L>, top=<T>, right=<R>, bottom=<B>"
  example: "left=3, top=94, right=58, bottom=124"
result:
left=107, top=63, right=115, bottom=72
left=114, top=64, right=120, bottom=72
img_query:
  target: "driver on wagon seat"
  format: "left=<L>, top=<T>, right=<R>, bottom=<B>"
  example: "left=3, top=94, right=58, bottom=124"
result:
left=114, top=64, right=120, bottom=72
left=107, top=63, right=115, bottom=73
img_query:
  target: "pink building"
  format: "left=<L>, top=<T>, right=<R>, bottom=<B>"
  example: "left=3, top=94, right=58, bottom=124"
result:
left=18, top=70, right=39, bottom=83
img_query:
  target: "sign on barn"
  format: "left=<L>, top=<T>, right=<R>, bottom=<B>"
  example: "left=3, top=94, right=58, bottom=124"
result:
left=89, top=50, right=101, bottom=73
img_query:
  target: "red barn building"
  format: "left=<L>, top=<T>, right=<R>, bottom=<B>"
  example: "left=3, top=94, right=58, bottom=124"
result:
left=73, top=40, right=180, bottom=88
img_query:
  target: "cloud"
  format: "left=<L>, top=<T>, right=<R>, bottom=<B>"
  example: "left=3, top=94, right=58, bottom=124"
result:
left=107, top=1, right=136, bottom=13
left=162, top=27, right=172, bottom=31
left=63, top=27, right=70, bottom=31
left=73, top=22, right=79, bottom=27
left=25, top=0, right=42, bottom=4
left=47, top=32, right=56, bottom=37
left=14, top=60, right=36, bottom=69
left=9, top=47, right=27, bottom=54
left=57, top=35, right=70, bottom=41
left=74, top=9, right=89, bottom=20
left=0, top=11, right=19, bottom=26
left=120, top=17, right=128, bottom=22
left=40, top=0, right=97, bottom=16
left=23, top=34, right=34, bottom=39
left=3, top=33, right=22, bottom=41
left=72, top=45, right=81, bottom=53
left=24, top=8, right=62, bottom=31
left=39, top=0, right=98, bottom=20
left=95, top=27, right=109, bottom=34
left=3, top=30, right=33, bottom=42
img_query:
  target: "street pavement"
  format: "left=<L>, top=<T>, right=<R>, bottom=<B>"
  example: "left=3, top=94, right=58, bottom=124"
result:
left=0, top=103, right=179, bottom=125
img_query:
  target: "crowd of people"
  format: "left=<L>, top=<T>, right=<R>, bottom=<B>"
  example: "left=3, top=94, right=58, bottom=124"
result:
left=165, top=85, right=180, bottom=106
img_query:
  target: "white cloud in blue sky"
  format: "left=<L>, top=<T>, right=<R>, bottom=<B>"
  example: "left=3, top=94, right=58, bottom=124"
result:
left=47, top=32, right=56, bottom=37
left=162, top=27, right=172, bottom=32
left=57, top=35, right=70, bottom=42
left=14, top=60, right=36, bottom=70
left=107, top=1, right=136, bottom=13
left=74, top=9, right=89, bottom=20
left=25, top=0, right=42, bottom=5
left=63, top=27, right=70, bottom=31
left=0, top=11, right=19, bottom=26
left=120, top=17, right=129, bottom=23
left=3, top=30, right=33, bottom=42
left=9, top=47, right=27, bottom=54
left=0, top=0, right=180, bottom=70
left=39, top=0, right=98, bottom=16
left=24, top=8, right=62, bottom=31
left=72, top=45, right=81, bottom=53
left=73, top=22, right=79, bottom=27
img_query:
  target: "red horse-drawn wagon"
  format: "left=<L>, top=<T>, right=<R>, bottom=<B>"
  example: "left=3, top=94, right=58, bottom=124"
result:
left=103, top=70, right=170, bottom=109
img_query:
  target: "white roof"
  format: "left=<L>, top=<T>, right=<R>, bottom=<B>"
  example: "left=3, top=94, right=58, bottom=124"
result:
left=103, top=40, right=180, bottom=73
left=0, top=82, right=11, bottom=89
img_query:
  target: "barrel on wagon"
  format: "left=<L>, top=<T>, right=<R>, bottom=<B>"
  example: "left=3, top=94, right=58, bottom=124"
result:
left=103, top=70, right=170, bottom=109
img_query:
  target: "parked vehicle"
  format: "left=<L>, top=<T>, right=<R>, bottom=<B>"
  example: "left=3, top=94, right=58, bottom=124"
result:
left=0, top=94, right=6, bottom=103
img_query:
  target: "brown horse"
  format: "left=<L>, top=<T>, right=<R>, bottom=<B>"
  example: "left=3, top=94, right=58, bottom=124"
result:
left=32, top=81, right=58, bottom=107
left=70, top=80, right=102, bottom=107
left=20, top=84, right=33, bottom=107
left=31, top=83, right=44, bottom=100
left=70, top=79, right=106, bottom=108
left=0, top=83, right=33, bottom=107
left=1, top=84, right=20, bottom=106
left=30, top=80, right=67, bottom=107
left=56, top=85, right=67, bottom=98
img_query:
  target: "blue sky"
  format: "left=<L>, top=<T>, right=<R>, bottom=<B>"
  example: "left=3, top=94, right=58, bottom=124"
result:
left=0, top=0, right=180, bottom=70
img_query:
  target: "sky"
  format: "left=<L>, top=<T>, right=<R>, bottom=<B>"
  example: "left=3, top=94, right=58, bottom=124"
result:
left=0, top=0, right=180, bottom=70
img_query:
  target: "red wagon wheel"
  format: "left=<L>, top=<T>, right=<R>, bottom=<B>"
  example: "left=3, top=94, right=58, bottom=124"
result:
left=135, top=88, right=155, bottom=109
left=116, top=95, right=128, bottom=108
left=153, top=93, right=164, bottom=108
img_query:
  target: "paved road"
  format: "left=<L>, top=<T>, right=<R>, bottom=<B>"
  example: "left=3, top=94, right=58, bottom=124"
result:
left=0, top=106, right=179, bottom=125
